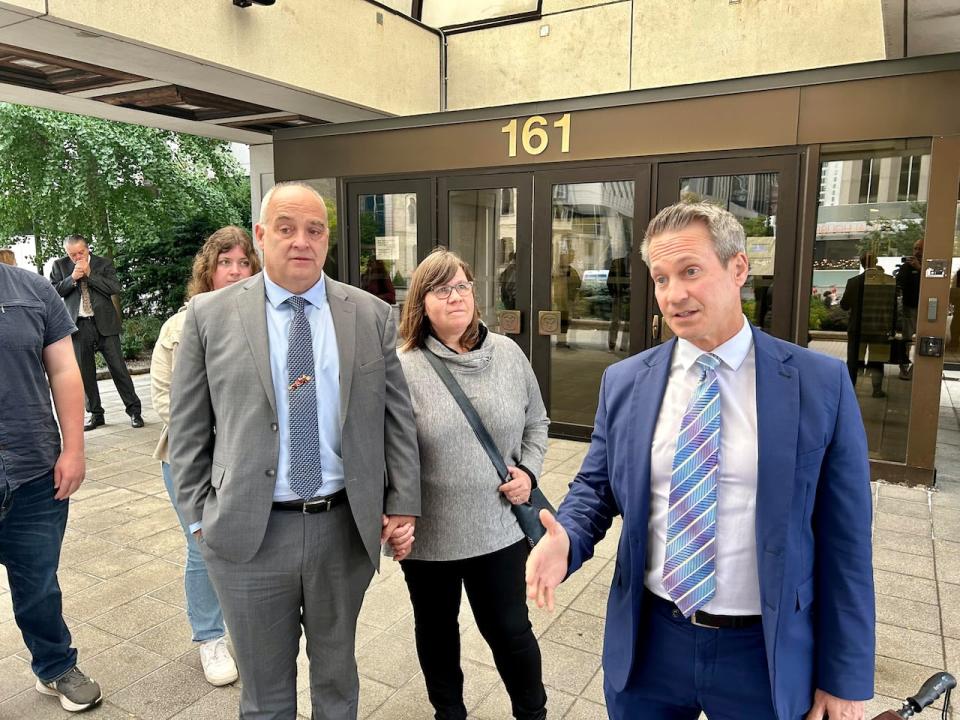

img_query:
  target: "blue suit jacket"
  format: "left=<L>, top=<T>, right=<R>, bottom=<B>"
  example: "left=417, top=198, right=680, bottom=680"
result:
left=557, top=327, right=874, bottom=719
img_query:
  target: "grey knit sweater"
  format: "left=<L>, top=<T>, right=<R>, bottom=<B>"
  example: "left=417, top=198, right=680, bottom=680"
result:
left=398, top=331, right=549, bottom=561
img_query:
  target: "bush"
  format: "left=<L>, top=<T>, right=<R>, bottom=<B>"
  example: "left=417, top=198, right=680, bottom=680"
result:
left=121, top=315, right=163, bottom=360
left=820, top=308, right=849, bottom=332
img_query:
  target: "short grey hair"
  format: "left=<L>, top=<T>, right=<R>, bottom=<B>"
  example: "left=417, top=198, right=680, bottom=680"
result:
left=258, top=181, right=326, bottom=226
left=63, top=234, right=88, bottom=248
left=640, top=202, right=746, bottom=266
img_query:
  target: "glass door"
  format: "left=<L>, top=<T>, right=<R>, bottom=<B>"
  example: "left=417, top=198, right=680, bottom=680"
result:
left=532, top=165, right=651, bottom=439
left=346, top=179, right=434, bottom=332
left=654, top=155, right=801, bottom=344
left=439, top=173, right=533, bottom=349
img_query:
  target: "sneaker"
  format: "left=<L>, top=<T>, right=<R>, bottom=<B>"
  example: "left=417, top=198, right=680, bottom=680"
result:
left=899, top=365, right=913, bottom=380
left=200, top=637, right=238, bottom=686
left=36, top=666, right=102, bottom=712
left=872, top=388, right=887, bottom=398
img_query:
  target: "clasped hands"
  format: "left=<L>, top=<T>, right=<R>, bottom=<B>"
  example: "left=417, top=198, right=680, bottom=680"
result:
left=71, top=258, right=90, bottom=280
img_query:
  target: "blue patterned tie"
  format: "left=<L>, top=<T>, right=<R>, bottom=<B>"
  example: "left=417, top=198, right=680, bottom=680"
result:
left=663, top=353, right=721, bottom=617
left=285, top=296, right=323, bottom=500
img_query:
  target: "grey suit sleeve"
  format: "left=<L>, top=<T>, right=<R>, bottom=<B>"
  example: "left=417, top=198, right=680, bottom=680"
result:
left=168, top=301, right=215, bottom=527
left=49, top=260, right=77, bottom=298
left=86, top=257, right=123, bottom=297
left=380, top=310, right=421, bottom=517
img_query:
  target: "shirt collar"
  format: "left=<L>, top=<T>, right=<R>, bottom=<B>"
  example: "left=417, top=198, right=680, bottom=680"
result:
left=675, top=314, right=753, bottom=373
left=263, top=270, right=327, bottom=310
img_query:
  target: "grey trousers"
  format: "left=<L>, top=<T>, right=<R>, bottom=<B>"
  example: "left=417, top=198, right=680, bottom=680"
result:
left=202, top=503, right=375, bottom=720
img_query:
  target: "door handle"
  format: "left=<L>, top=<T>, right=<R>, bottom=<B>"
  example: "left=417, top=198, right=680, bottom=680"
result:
left=652, top=314, right=660, bottom=340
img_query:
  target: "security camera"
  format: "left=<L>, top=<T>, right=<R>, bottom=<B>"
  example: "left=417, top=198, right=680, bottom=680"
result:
left=233, top=0, right=276, bottom=7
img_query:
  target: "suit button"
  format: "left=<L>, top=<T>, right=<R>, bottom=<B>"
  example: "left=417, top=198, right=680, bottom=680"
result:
left=265, top=469, right=276, bottom=477
left=270, top=423, right=278, bottom=432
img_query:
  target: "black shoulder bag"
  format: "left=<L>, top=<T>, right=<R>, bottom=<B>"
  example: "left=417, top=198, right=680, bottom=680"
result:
left=422, top=349, right=556, bottom=545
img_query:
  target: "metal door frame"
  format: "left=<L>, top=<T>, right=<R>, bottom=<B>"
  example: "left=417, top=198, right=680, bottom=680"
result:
left=438, top=172, right=535, bottom=355
left=532, top=164, right=652, bottom=440
left=653, top=154, right=802, bottom=344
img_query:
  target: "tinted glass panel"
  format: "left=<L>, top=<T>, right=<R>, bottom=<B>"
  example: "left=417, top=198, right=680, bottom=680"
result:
left=808, top=146, right=932, bottom=462
left=549, top=181, right=634, bottom=426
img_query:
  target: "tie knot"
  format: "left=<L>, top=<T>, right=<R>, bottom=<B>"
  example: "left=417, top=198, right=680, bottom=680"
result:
left=286, top=295, right=307, bottom=313
left=696, top=353, right=721, bottom=372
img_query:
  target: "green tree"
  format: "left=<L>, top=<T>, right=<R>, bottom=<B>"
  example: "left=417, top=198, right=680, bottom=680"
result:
left=861, top=202, right=927, bottom=257
left=0, top=103, right=249, bottom=312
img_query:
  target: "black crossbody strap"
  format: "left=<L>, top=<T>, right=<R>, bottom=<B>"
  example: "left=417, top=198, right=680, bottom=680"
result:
left=422, top=349, right=510, bottom=482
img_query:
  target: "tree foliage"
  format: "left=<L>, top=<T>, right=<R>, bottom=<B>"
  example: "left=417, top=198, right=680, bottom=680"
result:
left=0, top=103, right=250, bottom=314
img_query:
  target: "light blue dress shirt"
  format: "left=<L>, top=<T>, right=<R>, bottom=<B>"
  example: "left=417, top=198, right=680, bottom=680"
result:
left=263, top=270, right=345, bottom=501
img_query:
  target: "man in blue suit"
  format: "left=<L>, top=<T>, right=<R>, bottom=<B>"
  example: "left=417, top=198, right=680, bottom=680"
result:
left=526, top=202, right=874, bottom=720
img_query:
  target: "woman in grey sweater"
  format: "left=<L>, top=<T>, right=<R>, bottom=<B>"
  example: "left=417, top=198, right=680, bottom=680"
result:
left=391, top=248, right=548, bottom=720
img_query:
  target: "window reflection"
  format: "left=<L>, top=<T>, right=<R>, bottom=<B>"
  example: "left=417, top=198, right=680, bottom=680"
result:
left=549, top=181, right=634, bottom=427
left=448, top=188, right=518, bottom=334
left=358, top=192, right=419, bottom=326
left=680, top=173, right=778, bottom=331
left=808, top=143, right=932, bottom=462
left=945, top=189, right=960, bottom=365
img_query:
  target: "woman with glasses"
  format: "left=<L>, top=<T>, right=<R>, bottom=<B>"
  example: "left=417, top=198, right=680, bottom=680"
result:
left=150, top=226, right=260, bottom=687
left=389, top=247, right=549, bottom=720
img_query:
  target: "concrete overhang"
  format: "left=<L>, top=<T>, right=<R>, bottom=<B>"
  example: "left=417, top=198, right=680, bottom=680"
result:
left=0, top=1, right=423, bottom=145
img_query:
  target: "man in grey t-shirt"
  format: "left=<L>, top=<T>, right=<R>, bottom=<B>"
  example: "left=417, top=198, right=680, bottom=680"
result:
left=0, top=263, right=102, bottom=712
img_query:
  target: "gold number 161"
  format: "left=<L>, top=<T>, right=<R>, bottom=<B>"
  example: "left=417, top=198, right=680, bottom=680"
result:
left=501, top=113, right=571, bottom=158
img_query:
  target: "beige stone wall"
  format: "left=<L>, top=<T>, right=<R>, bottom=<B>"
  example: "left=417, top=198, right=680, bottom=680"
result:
left=0, top=0, right=44, bottom=14
left=43, top=0, right=439, bottom=116
left=446, top=2, right=631, bottom=111
left=632, top=0, right=886, bottom=90
left=446, top=0, right=885, bottom=109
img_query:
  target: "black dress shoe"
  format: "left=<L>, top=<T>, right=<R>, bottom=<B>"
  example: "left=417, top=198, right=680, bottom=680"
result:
left=130, top=414, right=145, bottom=428
left=83, top=415, right=105, bottom=432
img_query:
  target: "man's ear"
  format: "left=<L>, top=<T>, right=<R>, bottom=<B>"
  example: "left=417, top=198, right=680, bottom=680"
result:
left=732, top=252, right=750, bottom=288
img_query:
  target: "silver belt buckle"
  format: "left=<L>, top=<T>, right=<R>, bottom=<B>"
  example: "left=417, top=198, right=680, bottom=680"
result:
left=302, top=497, right=331, bottom=514
left=689, top=612, right=716, bottom=629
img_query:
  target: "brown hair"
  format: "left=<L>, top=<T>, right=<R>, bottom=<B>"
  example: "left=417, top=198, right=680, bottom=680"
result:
left=0, top=248, right=14, bottom=266
left=185, top=225, right=261, bottom=299
left=399, top=247, right=481, bottom=352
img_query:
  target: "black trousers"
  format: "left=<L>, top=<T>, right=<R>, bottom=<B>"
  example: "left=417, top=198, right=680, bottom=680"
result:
left=73, top=318, right=141, bottom=417
left=401, top=539, right=547, bottom=720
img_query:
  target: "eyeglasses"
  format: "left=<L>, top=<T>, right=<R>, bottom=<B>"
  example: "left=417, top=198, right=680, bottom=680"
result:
left=430, top=281, right=474, bottom=300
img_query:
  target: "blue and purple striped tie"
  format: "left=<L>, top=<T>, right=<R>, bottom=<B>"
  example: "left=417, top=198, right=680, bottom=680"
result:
left=663, top=352, right=721, bottom=617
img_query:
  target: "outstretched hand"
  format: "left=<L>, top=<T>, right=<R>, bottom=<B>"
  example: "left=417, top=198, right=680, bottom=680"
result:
left=525, top=509, right=570, bottom=612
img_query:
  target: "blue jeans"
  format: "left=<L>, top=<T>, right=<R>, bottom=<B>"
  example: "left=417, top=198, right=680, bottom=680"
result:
left=0, top=475, right=77, bottom=681
left=161, top=462, right=225, bottom=643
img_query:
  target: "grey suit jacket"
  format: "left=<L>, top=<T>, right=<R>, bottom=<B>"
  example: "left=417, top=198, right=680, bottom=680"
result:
left=49, top=254, right=123, bottom=336
left=168, top=273, right=421, bottom=567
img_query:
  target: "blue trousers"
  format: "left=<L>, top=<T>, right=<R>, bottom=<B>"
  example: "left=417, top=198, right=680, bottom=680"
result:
left=605, top=592, right=792, bottom=720
left=0, top=475, right=77, bottom=681
left=161, top=462, right=225, bottom=643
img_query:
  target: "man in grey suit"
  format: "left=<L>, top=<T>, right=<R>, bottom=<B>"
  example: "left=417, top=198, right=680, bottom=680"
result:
left=169, top=182, right=420, bottom=719
left=49, top=235, right=143, bottom=430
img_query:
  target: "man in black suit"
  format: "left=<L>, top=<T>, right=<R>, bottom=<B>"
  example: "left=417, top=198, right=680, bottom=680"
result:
left=50, top=235, right=143, bottom=430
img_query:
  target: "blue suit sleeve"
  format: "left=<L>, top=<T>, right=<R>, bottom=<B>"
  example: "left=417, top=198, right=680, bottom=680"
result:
left=557, top=369, right=622, bottom=576
left=813, top=362, right=875, bottom=700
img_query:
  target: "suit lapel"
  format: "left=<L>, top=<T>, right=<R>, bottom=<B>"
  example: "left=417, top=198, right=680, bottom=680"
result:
left=237, top=275, right=277, bottom=416
left=752, top=328, right=799, bottom=598
left=325, top=276, right=356, bottom=427
left=628, top=340, right=674, bottom=521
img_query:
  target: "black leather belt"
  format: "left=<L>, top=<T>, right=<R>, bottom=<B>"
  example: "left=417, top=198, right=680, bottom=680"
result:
left=649, top=590, right=762, bottom=629
left=272, top=489, right=347, bottom=514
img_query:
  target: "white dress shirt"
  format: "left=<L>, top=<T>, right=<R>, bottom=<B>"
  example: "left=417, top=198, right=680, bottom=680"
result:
left=644, top=316, right=761, bottom=615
